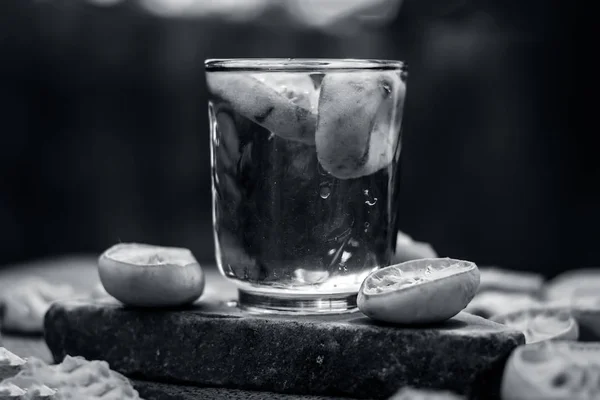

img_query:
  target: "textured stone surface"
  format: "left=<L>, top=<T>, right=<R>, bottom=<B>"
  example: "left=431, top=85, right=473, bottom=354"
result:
left=133, top=380, right=354, bottom=400
left=44, top=291, right=523, bottom=400
left=1, top=257, right=519, bottom=399
left=0, top=337, right=351, bottom=400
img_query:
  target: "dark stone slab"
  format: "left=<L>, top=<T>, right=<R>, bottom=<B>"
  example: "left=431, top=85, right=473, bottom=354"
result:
left=132, top=380, right=355, bottom=400
left=44, top=284, right=523, bottom=400
left=0, top=334, right=350, bottom=400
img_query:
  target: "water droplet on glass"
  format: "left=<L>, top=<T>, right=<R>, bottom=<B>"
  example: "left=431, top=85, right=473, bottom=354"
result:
left=319, top=182, right=332, bottom=199
left=363, top=189, right=377, bottom=206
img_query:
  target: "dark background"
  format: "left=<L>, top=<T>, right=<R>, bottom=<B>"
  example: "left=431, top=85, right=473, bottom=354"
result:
left=0, top=0, right=589, bottom=277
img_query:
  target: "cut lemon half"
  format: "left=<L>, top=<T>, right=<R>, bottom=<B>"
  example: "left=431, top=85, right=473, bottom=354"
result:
left=543, top=269, right=600, bottom=341
left=206, top=72, right=317, bottom=144
left=502, top=341, right=600, bottom=400
left=545, top=296, right=600, bottom=342
left=544, top=268, right=600, bottom=302
left=478, top=266, right=544, bottom=295
left=0, top=279, right=76, bottom=334
left=465, top=290, right=542, bottom=319
left=357, top=258, right=480, bottom=324
left=490, top=308, right=579, bottom=344
left=98, top=243, right=205, bottom=307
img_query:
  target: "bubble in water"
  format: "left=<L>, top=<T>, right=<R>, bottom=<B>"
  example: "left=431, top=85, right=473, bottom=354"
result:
left=319, top=182, right=332, bottom=199
left=336, top=265, right=349, bottom=273
left=226, top=300, right=238, bottom=307
left=364, top=222, right=370, bottom=233
left=363, top=189, right=378, bottom=206
left=268, top=132, right=276, bottom=141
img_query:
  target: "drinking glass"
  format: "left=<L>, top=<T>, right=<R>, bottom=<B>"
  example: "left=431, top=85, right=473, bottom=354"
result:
left=206, top=58, right=407, bottom=314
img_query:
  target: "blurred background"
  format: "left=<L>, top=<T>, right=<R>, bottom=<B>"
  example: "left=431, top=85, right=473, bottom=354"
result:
left=0, top=0, right=587, bottom=277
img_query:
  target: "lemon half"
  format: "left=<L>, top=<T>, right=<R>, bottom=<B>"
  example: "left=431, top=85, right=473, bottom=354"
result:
left=491, top=308, right=579, bottom=344
left=358, top=258, right=480, bottom=324
left=98, top=243, right=205, bottom=307
left=502, top=341, right=600, bottom=400
left=478, top=266, right=544, bottom=295
left=544, top=268, right=600, bottom=302
left=464, top=290, right=542, bottom=319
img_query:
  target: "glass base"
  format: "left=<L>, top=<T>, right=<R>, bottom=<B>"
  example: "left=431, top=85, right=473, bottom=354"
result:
left=238, top=289, right=359, bottom=315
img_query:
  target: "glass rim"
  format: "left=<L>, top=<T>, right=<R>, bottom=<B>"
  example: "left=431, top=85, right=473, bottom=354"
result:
left=204, top=58, right=406, bottom=72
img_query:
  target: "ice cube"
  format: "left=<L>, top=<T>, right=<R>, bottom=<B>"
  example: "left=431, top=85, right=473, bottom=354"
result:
left=251, top=73, right=320, bottom=114
left=206, top=72, right=318, bottom=144
left=315, top=70, right=405, bottom=179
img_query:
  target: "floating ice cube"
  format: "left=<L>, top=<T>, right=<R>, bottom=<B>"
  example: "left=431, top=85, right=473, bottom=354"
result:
left=207, top=72, right=318, bottom=144
left=315, top=70, right=405, bottom=179
left=251, top=73, right=320, bottom=114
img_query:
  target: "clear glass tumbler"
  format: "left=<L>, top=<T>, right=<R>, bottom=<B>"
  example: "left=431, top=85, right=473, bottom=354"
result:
left=206, top=59, right=407, bottom=314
